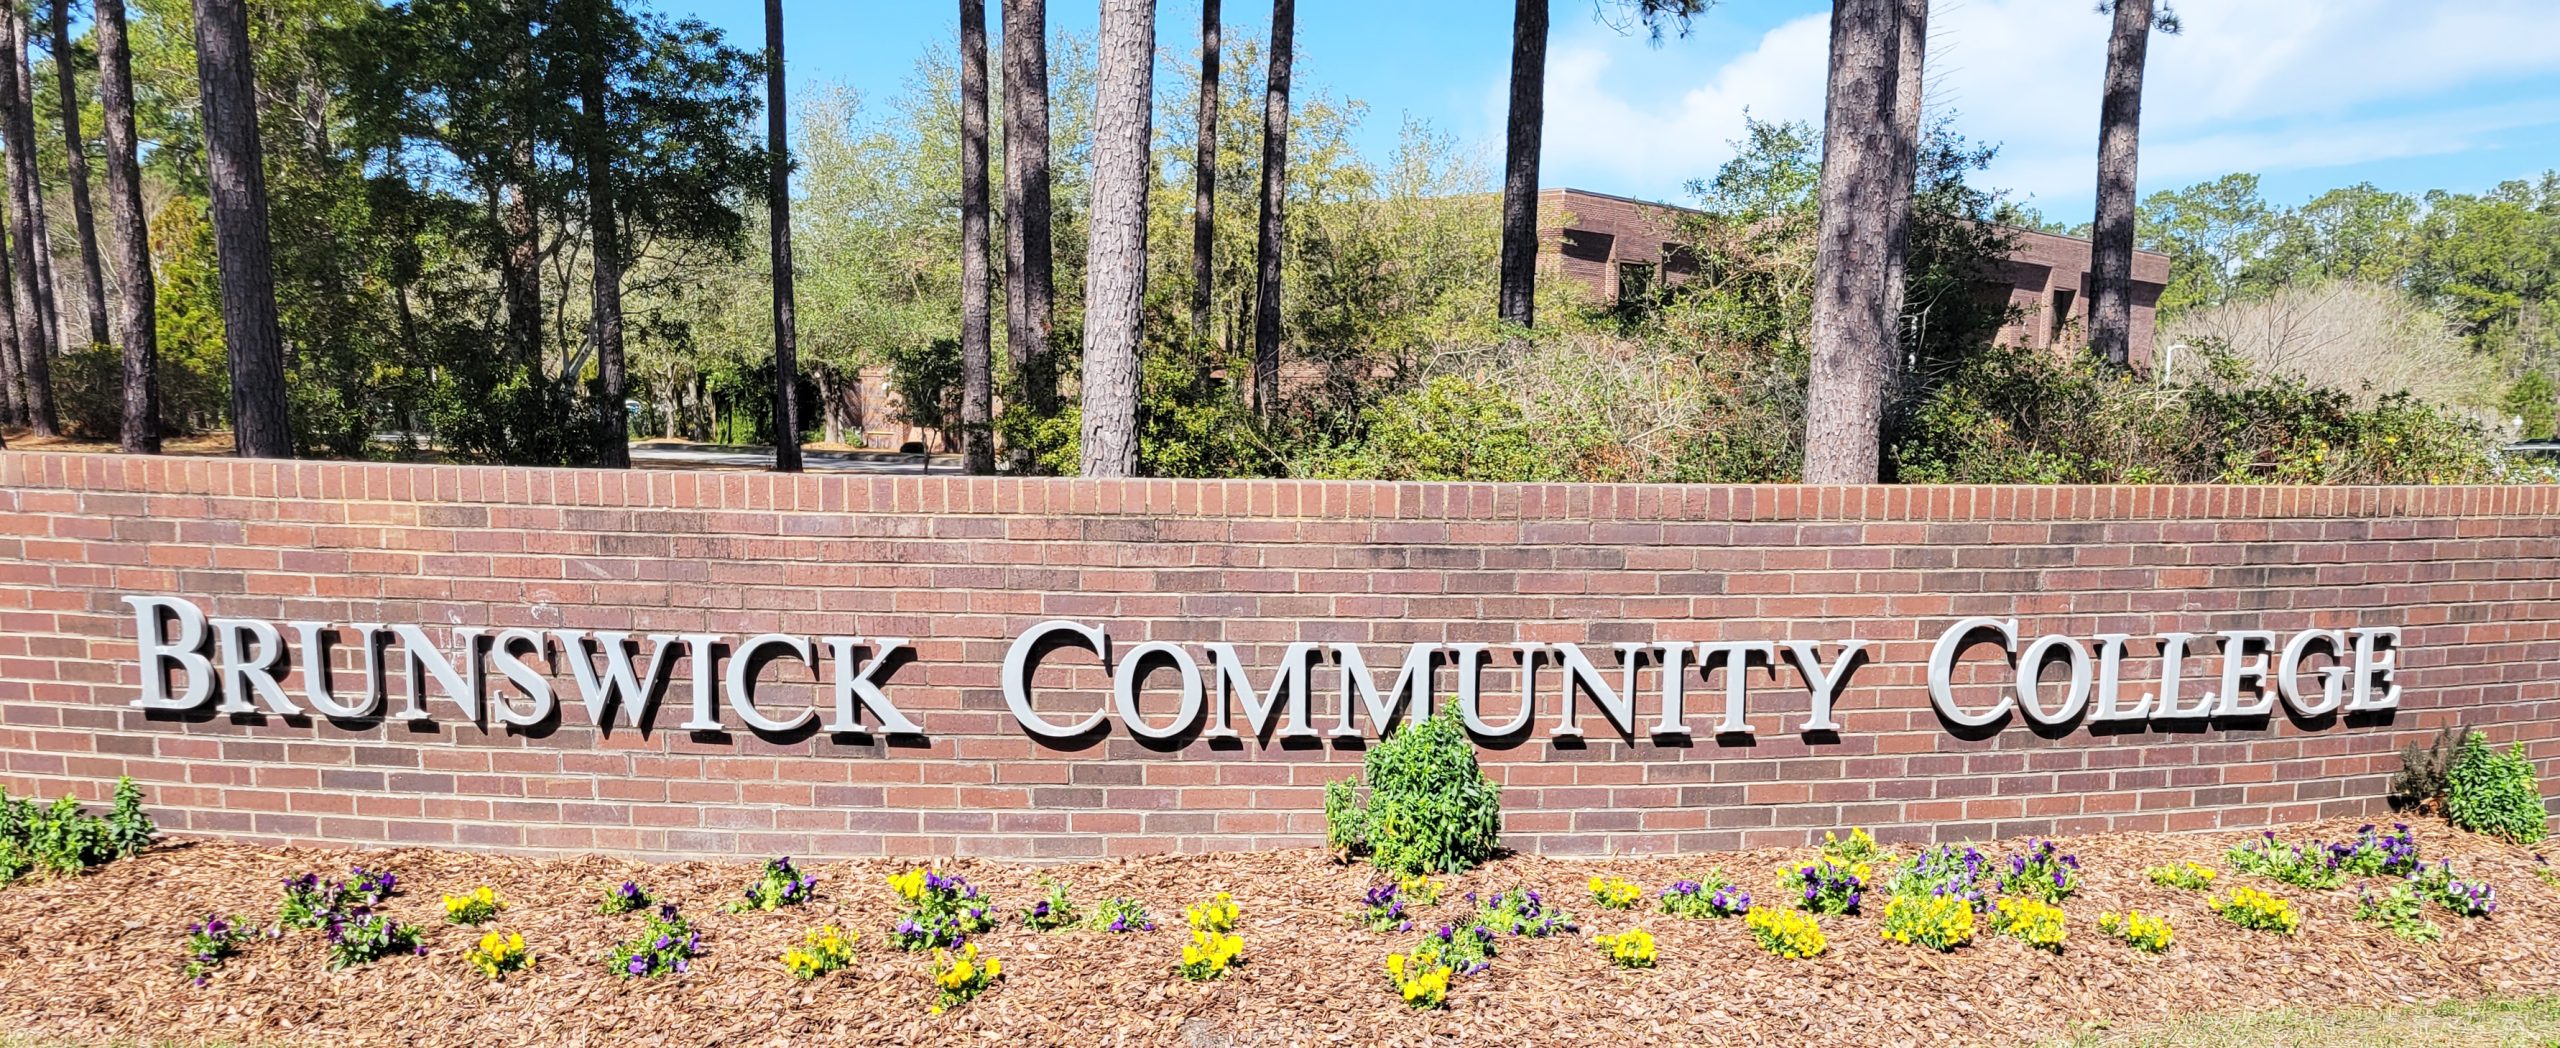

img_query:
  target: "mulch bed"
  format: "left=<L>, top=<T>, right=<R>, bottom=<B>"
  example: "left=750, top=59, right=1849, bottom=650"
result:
left=0, top=815, right=2551, bottom=1047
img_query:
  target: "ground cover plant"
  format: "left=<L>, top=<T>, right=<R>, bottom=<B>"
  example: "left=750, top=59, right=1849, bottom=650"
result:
left=1880, top=892, right=1975, bottom=952
left=1475, top=886, right=1576, bottom=937
left=1325, top=707, right=1503, bottom=876
left=2226, top=832, right=2348, bottom=889
left=729, top=856, right=819, bottom=912
left=1588, top=875, right=1643, bottom=910
left=1779, top=857, right=1868, bottom=915
left=929, top=943, right=999, bottom=1012
left=887, top=867, right=996, bottom=949
left=1659, top=874, right=1749, bottom=919
left=463, top=931, right=533, bottom=978
left=323, top=912, right=426, bottom=969
left=178, top=915, right=250, bottom=985
left=1021, top=878, right=1081, bottom=931
left=1889, top=844, right=1994, bottom=911
left=598, top=880, right=651, bottom=915
left=0, top=778, right=156, bottom=881
left=779, top=924, right=857, bottom=979
left=1992, top=897, right=2068, bottom=953
left=1746, top=905, right=1828, bottom=959
left=607, top=903, right=701, bottom=977
left=2211, top=887, right=2303, bottom=934
left=1594, top=928, right=1657, bottom=969
left=2146, top=861, right=2218, bottom=891
left=1089, top=896, right=1156, bottom=934
left=2000, top=840, right=2083, bottom=902
left=2098, top=910, right=2174, bottom=953
left=442, top=886, right=503, bottom=925
left=2353, top=883, right=2443, bottom=942
left=278, top=866, right=399, bottom=931
left=2409, top=859, right=2499, bottom=917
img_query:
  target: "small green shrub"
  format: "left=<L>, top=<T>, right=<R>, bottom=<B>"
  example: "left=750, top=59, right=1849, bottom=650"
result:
left=2445, top=733, right=2548, bottom=845
left=2353, top=883, right=2442, bottom=942
left=0, top=778, right=156, bottom=881
left=1324, top=707, right=1502, bottom=876
left=2392, top=728, right=2468, bottom=812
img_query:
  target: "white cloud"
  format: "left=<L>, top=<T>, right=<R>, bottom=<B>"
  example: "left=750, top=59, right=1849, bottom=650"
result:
left=1531, top=0, right=2560, bottom=209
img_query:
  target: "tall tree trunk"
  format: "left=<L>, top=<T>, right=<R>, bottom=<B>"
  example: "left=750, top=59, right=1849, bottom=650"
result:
left=0, top=232, right=20, bottom=428
left=96, top=0, right=155, bottom=452
left=1799, top=0, right=1900, bottom=485
left=577, top=0, right=628, bottom=468
left=7, top=8, right=55, bottom=359
left=2089, top=0, right=2151, bottom=367
left=1000, top=0, right=1055, bottom=461
left=957, top=0, right=995, bottom=474
left=1076, top=0, right=1152, bottom=478
left=766, top=0, right=802, bottom=472
left=1879, top=0, right=1926, bottom=365
left=1495, top=0, right=1545, bottom=331
left=50, top=0, right=105, bottom=349
left=1189, top=0, right=1218, bottom=355
left=501, top=174, right=541, bottom=366
left=1248, top=0, right=1292, bottom=418
left=0, top=2, right=49, bottom=434
left=189, top=0, right=286, bottom=456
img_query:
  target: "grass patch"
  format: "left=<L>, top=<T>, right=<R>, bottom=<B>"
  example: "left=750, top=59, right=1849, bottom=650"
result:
left=2050, top=996, right=2560, bottom=1047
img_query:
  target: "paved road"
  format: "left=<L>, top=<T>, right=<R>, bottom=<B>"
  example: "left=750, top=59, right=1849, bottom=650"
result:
left=626, top=442, right=964, bottom=474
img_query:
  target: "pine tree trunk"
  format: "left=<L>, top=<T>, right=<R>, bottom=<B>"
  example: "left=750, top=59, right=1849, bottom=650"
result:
left=1000, top=0, right=1056, bottom=457
left=766, top=0, right=802, bottom=472
left=0, top=235, right=20, bottom=428
left=1076, top=0, right=1152, bottom=478
left=577, top=0, right=628, bottom=468
left=2089, top=0, right=2150, bottom=367
left=8, top=9, right=55, bottom=359
left=96, top=0, right=155, bottom=452
left=1800, top=0, right=1900, bottom=485
left=1879, top=0, right=1926, bottom=368
left=1249, top=0, right=1292, bottom=418
left=501, top=175, right=541, bottom=367
left=0, top=4, right=47, bottom=434
left=50, top=0, right=105, bottom=349
left=188, top=0, right=287, bottom=456
left=957, top=0, right=995, bottom=474
left=1189, top=0, right=1219, bottom=355
left=1495, top=0, right=1545, bottom=331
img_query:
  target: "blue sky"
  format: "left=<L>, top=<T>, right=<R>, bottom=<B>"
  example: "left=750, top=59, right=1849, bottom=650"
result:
left=659, top=1, right=2560, bottom=219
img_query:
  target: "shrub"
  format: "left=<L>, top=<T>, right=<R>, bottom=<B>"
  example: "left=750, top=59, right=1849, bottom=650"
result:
left=598, top=880, right=651, bottom=915
left=1887, top=844, right=1993, bottom=911
left=1745, top=906, right=1827, bottom=959
left=1594, top=928, right=1657, bottom=969
left=780, top=924, right=858, bottom=979
left=442, top=886, right=504, bottom=925
left=180, top=914, right=251, bottom=986
left=1089, top=897, right=1156, bottom=934
left=465, top=931, right=533, bottom=979
left=2145, top=861, right=2219, bottom=891
left=1384, top=951, right=1451, bottom=1009
left=1998, top=840, right=2082, bottom=902
left=2227, top=832, right=2348, bottom=890
left=1990, top=897, right=2067, bottom=953
left=1021, top=877, right=1081, bottom=932
left=2098, top=910, right=2173, bottom=953
left=325, top=912, right=426, bottom=969
left=1661, top=874, right=1749, bottom=919
left=1477, top=886, right=1576, bottom=938
left=2391, top=728, right=2467, bottom=813
left=2211, top=887, right=2302, bottom=934
left=888, top=868, right=996, bottom=949
left=2324, top=824, right=2422, bottom=877
left=1880, top=893, right=1975, bottom=952
left=607, top=904, right=701, bottom=977
left=0, top=779, right=157, bottom=880
left=729, top=856, right=819, bottom=912
left=2353, top=884, right=2442, bottom=942
left=1324, top=707, right=1502, bottom=876
left=1178, top=930, right=1243, bottom=981
left=1778, top=858, right=1868, bottom=915
left=929, top=943, right=1000, bottom=1013
left=1185, top=892, right=1238, bottom=934
left=2445, top=733, right=2549, bottom=845
left=1589, top=876, right=1644, bottom=910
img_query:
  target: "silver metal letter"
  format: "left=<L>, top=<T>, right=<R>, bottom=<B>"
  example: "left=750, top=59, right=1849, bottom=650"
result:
left=674, top=634, right=727, bottom=731
left=125, top=595, right=212, bottom=710
left=1114, top=641, right=1205, bottom=740
left=488, top=628, right=556, bottom=728
left=1648, top=642, right=1693, bottom=737
left=723, top=633, right=817, bottom=733
left=2346, top=626, right=2403, bottom=711
left=2152, top=632, right=2213, bottom=719
left=1203, top=641, right=1318, bottom=740
left=1698, top=641, right=1776, bottom=735
left=1927, top=617, right=2017, bottom=729
left=292, top=621, right=382, bottom=719
left=1547, top=642, right=1639, bottom=739
left=552, top=630, right=681, bottom=732
left=2277, top=628, right=2348, bottom=717
left=2088, top=633, right=2151, bottom=722
left=1002, top=620, right=1113, bottom=738
left=1784, top=639, right=1867, bottom=734
left=2014, top=634, right=2091, bottom=727
left=388, top=624, right=487, bottom=722
left=210, top=617, right=300, bottom=716
left=823, top=636, right=924, bottom=734
left=1463, top=643, right=1543, bottom=736
left=1331, top=643, right=1441, bottom=739
left=2208, top=629, right=2280, bottom=717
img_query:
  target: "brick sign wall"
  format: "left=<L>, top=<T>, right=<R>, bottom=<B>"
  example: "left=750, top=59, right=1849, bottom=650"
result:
left=1, top=452, right=2554, bottom=859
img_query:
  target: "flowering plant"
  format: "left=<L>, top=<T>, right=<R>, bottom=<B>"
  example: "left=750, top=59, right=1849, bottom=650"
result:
left=1090, top=897, right=1157, bottom=934
left=278, top=867, right=399, bottom=931
left=1022, top=877, right=1082, bottom=932
left=2098, top=910, right=2173, bottom=953
left=1821, top=827, right=1888, bottom=865
left=2325, top=824, right=2422, bottom=877
left=1594, top=927, right=1657, bottom=969
left=888, top=868, right=996, bottom=949
left=780, top=924, right=858, bottom=979
left=2410, top=860, right=2496, bottom=917
left=729, top=856, right=819, bottom=912
left=1477, top=887, right=1576, bottom=937
left=1990, top=897, right=2067, bottom=953
left=1779, top=858, right=1868, bottom=915
left=1880, top=893, right=1974, bottom=951
left=1185, top=892, right=1239, bottom=934
left=1384, top=951, right=1451, bottom=1009
left=1359, top=882, right=1417, bottom=932
left=607, top=904, right=701, bottom=977
left=2210, top=886, right=2301, bottom=934
left=1660, top=874, right=1749, bottom=919
left=2353, top=884, right=2442, bottom=942
left=1178, top=930, right=1243, bottom=981
left=1887, top=844, right=1992, bottom=912
left=930, top=943, right=1000, bottom=1012
left=2536, top=854, right=2559, bottom=889
left=1745, top=906, right=1826, bottom=959
left=181, top=914, right=251, bottom=986
left=1397, top=874, right=1444, bottom=906
left=443, top=886, right=504, bottom=925
left=2144, top=861, right=2218, bottom=891
left=324, top=911, right=426, bottom=970
left=1406, top=919, right=1499, bottom=975
left=1998, top=840, right=2082, bottom=903
left=2227, top=832, right=2347, bottom=890
left=597, top=880, right=651, bottom=915
left=1588, top=876, right=1643, bottom=910
left=465, top=931, right=533, bottom=978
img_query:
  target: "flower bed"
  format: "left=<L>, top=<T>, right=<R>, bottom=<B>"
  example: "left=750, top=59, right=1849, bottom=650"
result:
left=0, top=816, right=2553, bottom=1045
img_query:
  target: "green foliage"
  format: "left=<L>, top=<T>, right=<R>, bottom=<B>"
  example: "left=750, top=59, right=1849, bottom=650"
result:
left=2506, top=372, right=2556, bottom=438
left=1990, top=897, right=2067, bottom=953
left=1880, top=892, right=1975, bottom=952
left=1088, top=896, right=1156, bottom=934
left=1326, top=707, right=1502, bottom=877
left=2210, top=886, right=2302, bottom=934
left=606, top=904, right=700, bottom=977
left=2445, top=733, right=2549, bottom=845
left=1020, top=877, right=1081, bottom=931
left=2098, top=910, right=2174, bottom=953
left=325, top=913, right=425, bottom=969
left=2146, top=861, right=2219, bottom=892
left=2227, top=833, right=2348, bottom=890
left=2353, top=883, right=2443, bottom=943
left=0, top=779, right=153, bottom=882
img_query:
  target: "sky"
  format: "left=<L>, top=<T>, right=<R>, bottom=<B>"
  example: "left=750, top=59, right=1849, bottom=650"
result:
left=656, top=1, right=2560, bottom=220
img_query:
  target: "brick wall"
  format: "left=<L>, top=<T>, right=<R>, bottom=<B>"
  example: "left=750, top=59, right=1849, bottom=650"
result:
left=2, top=452, right=2554, bottom=859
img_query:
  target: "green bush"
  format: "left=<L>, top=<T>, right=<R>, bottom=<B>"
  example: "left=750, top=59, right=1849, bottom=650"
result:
left=0, top=777, right=156, bottom=881
left=2445, top=733, right=2549, bottom=845
left=1324, top=707, right=1502, bottom=876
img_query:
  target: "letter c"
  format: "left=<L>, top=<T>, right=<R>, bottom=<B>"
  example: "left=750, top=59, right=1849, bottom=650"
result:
left=1002, top=620, right=1113, bottom=738
left=1929, top=617, right=2018, bottom=729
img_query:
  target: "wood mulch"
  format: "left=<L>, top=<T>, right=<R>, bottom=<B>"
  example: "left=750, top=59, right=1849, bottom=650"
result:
left=0, top=815, right=2550, bottom=1047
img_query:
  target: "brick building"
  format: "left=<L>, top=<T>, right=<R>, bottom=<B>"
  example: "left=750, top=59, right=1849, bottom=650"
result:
left=1541, top=187, right=2175, bottom=366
